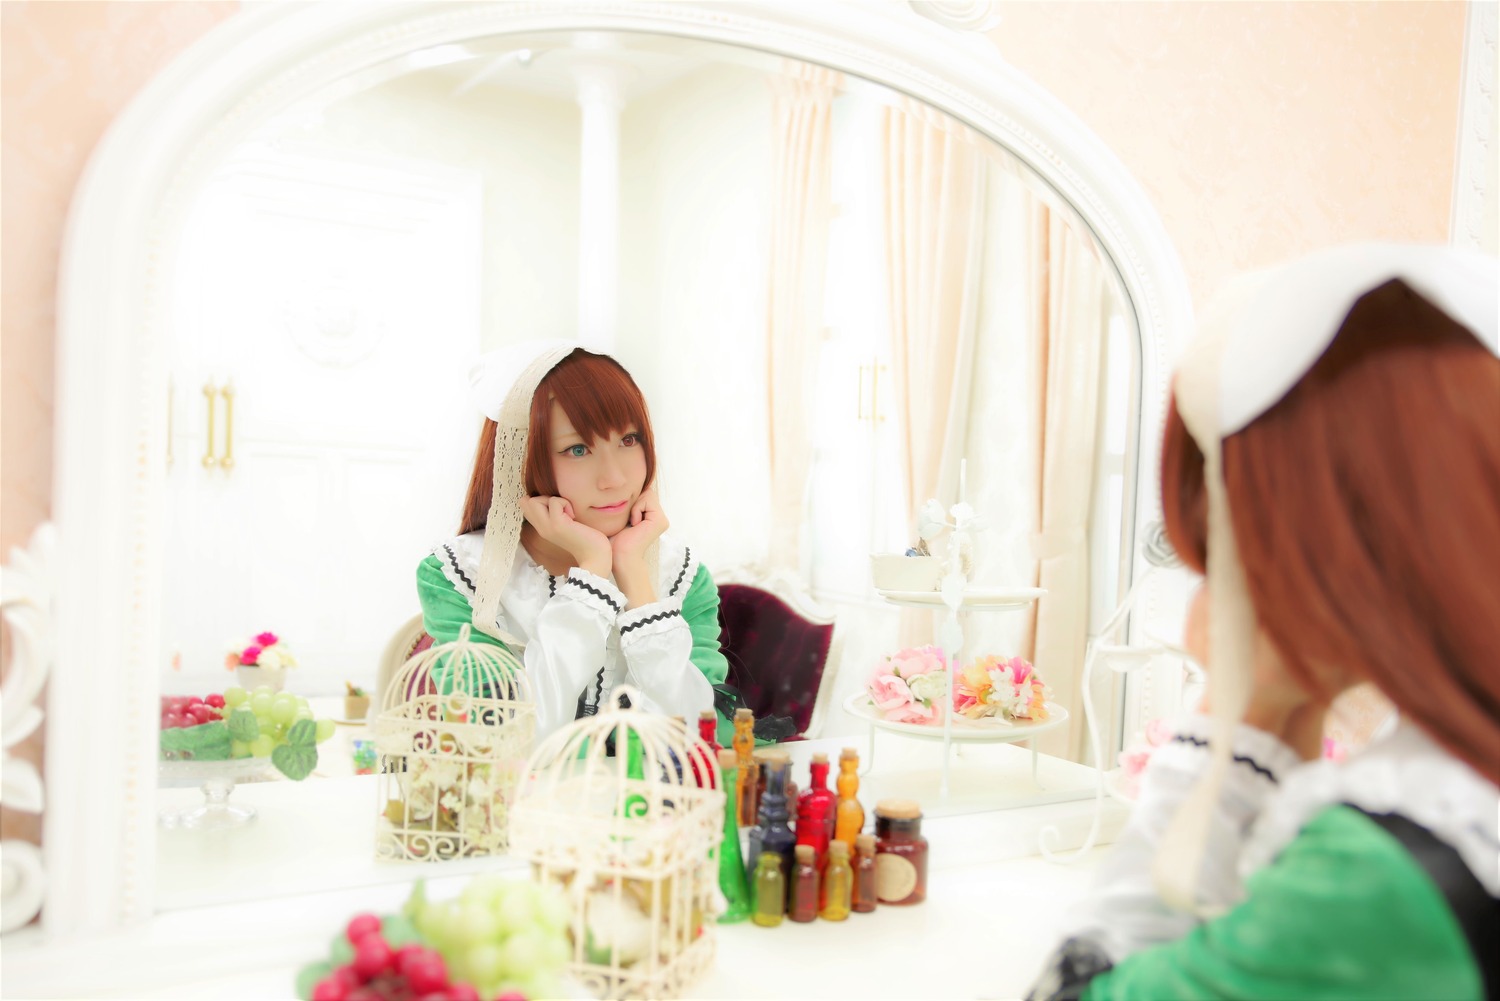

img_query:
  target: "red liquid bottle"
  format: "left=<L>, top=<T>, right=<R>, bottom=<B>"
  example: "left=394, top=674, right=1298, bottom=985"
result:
left=788, top=844, right=820, bottom=923
left=798, top=753, right=838, bottom=851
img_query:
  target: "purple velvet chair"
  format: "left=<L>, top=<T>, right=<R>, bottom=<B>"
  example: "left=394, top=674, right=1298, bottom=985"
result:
left=716, top=578, right=838, bottom=740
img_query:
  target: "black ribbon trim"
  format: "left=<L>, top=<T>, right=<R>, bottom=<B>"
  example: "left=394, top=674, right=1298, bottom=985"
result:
left=669, top=547, right=692, bottom=597
left=620, top=608, right=682, bottom=635
left=1170, top=733, right=1279, bottom=782
left=564, top=576, right=622, bottom=613
left=443, top=545, right=475, bottom=594
left=548, top=574, right=557, bottom=598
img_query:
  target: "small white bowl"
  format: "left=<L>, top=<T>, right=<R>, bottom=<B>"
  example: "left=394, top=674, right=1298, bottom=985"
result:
left=870, top=552, right=943, bottom=592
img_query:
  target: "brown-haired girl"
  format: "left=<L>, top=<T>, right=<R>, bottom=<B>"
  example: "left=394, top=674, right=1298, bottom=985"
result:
left=417, top=343, right=729, bottom=740
left=1030, top=245, right=1498, bottom=1000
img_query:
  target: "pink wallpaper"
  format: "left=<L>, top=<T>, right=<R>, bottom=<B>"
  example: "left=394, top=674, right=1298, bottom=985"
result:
left=986, top=1, right=1466, bottom=306
left=0, top=0, right=239, bottom=847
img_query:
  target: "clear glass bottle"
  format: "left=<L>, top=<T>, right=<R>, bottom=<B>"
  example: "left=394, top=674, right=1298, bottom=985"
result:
left=852, top=833, right=878, bottom=913
left=716, top=750, right=752, bottom=923
left=873, top=799, right=928, bottom=905
left=833, top=747, right=865, bottom=849
left=788, top=844, right=820, bottom=923
left=751, top=851, right=785, bottom=927
left=820, top=840, right=853, bottom=921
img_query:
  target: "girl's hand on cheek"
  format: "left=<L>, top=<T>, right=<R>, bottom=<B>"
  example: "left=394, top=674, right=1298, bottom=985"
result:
left=521, top=495, right=611, bottom=577
left=611, top=487, right=669, bottom=567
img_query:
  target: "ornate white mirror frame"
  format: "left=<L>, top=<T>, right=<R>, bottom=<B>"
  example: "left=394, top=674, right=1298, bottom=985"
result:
left=25, top=0, right=1193, bottom=938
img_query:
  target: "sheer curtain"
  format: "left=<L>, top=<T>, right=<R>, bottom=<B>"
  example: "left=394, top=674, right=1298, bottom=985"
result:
left=1026, top=202, right=1108, bottom=760
left=765, top=63, right=839, bottom=572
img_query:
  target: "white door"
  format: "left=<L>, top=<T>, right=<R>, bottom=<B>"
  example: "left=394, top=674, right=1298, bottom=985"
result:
left=164, top=145, right=483, bottom=695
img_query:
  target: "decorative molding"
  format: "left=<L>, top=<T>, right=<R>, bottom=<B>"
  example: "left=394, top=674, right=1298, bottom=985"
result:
left=908, top=2, right=1003, bottom=34
left=1, top=524, right=56, bottom=934
left=49, top=0, right=1191, bottom=934
left=1451, top=0, right=1497, bottom=253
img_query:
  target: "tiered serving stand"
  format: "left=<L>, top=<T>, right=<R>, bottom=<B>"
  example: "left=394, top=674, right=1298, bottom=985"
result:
left=846, top=584, right=1062, bottom=797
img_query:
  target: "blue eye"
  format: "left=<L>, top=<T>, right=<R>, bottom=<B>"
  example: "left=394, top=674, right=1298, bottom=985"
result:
left=563, top=444, right=588, bottom=458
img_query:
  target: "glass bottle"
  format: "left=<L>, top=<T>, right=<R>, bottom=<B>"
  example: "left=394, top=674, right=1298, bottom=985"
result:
left=820, top=840, right=853, bottom=921
left=733, top=709, right=757, bottom=825
left=751, top=851, right=785, bottom=927
left=851, top=833, right=878, bottom=913
left=746, top=755, right=796, bottom=888
left=794, top=779, right=831, bottom=869
left=833, top=747, right=865, bottom=850
left=798, top=753, right=838, bottom=850
left=715, top=749, right=752, bottom=923
left=788, top=844, right=820, bottom=923
left=873, top=799, right=928, bottom=905
left=692, top=711, right=720, bottom=788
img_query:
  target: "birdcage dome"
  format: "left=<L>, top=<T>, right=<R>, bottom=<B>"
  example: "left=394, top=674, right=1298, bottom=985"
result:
left=374, top=625, right=536, bottom=861
left=510, top=686, right=723, bottom=999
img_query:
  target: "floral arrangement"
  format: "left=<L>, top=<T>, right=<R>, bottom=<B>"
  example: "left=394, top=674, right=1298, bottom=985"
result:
left=226, top=630, right=298, bottom=672
left=954, top=654, right=1052, bottom=722
left=866, top=645, right=950, bottom=724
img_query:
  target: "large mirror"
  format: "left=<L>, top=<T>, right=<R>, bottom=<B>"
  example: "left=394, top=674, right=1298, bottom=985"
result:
left=38, top=2, right=1191, bottom=936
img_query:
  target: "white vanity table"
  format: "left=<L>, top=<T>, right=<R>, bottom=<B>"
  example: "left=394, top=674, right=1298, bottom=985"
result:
left=9, top=735, right=1125, bottom=1000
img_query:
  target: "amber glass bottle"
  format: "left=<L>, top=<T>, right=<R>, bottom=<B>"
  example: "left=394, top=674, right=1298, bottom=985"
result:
left=833, top=747, right=865, bottom=849
left=873, top=799, right=928, bottom=905
left=751, top=851, right=785, bottom=927
left=851, top=833, right=878, bottom=913
left=820, top=841, right=853, bottom=921
left=733, top=708, right=757, bottom=825
left=788, top=844, right=820, bottom=923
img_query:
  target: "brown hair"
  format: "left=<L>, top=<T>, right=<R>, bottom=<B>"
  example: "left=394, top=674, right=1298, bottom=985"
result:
left=1161, top=279, right=1500, bottom=784
left=458, top=349, right=657, bottom=535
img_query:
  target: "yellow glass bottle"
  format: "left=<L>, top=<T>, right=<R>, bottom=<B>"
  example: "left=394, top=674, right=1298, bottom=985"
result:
left=819, top=840, right=853, bottom=921
left=734, top=708, right=757, bottom=826
left=833, top=747, right=865, bottom=849
left=751, top=851, right=786, bottom=927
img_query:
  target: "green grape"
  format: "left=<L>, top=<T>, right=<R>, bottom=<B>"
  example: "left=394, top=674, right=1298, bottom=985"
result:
left=458, top=900, right=501, bottom=943
left=249, top=692, right=274, bottom=717
left=534, top=883, right=571, bottom=933
left=223, top=686, right=249, bottom=708
left=494, top=886, right=537, bottom=935
left=315, top=719, right=336, bottom=743
left=534, top=933, right=569, bottom=970
left=498, top=931, right=548, bottom=977
left=294, top=707, right=314, bottom=722
left=270, top=694, right=299, bottom=725
left=252, top=685, right=274, bottom=698
left=249, top=734, right=277, bottom=757
left=230, top=740, right=251, bottom=759
left=464, top=943, right=506, bottom=992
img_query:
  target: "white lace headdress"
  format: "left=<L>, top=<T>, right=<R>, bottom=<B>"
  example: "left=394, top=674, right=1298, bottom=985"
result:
left=1155, top=243, right=1499, bottom=911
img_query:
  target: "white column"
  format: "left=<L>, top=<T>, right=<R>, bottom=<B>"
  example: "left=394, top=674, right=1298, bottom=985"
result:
left=573, top=62, right=625, bottom=350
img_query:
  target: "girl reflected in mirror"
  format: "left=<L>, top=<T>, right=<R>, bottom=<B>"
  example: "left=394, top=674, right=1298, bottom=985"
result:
left=1029, top=246, right=1499, bottom=1000
left=416, top=343, right=731, bottom=742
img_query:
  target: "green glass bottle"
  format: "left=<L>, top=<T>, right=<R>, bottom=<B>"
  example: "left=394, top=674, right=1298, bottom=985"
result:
left=751, top=851, right=786, bottom=927
left=716, top=750, right=752, bottom=923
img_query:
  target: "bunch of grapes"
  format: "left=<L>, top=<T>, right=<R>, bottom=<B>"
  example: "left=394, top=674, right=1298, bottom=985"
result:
left=297, top=913, right=505, bottom=1001
left=220, top=685, right=335, bottom=758
left=404, top=876, right=572, bottom=1001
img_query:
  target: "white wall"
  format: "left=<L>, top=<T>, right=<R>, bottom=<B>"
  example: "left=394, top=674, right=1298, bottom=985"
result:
left=617, top=64, right=775, bottom=572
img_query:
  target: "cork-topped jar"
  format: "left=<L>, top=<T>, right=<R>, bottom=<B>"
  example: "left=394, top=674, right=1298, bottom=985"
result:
left=873, top=798, right=927, bottom=905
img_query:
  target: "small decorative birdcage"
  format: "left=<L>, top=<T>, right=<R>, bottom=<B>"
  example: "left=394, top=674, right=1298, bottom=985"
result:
left=510, top=686, right=723, bottom=1000
left=374, top=624, right=534, bottom=861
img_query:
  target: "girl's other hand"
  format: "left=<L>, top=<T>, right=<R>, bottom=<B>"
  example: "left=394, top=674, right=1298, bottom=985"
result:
left=521, top=495, right=611, bottom=577
left=611, top=488, right=668, bottom=608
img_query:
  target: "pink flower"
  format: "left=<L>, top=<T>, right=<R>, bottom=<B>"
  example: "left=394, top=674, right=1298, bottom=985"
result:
left=885, top=644, right=948, bottom=678
left=255, top=631, right=279, bottom=647
left=1005, top=656, right=1033, bottom=684
left=1144, top=717, right=1172, bottom=747
left=884, top=701, right=939, bottom=725
left=239, top=644, right=262, bottom=666
left=868, top=673, right=916, bottom=714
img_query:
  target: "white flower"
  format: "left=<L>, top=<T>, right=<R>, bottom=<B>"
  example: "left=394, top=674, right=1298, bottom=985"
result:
left=949, top=501, right=975, bottom=524
left=906, top=671, right=949, bottom=705
left=440, top=790, right=462, bottom=813
left=257, top=648, right=283, bottom=671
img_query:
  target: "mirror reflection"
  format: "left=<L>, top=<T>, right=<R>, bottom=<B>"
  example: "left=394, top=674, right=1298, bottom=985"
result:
left=155, top=29, right=1136, bottom=909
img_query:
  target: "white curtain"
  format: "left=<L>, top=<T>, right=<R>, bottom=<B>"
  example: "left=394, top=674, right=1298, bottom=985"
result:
left=765, top=63, right=839, bottom=572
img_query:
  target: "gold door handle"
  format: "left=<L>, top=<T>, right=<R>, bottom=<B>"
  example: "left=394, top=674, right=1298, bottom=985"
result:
left=201, top=383, right=218, bottom=468
left=219, top=382, right=236, bottom=471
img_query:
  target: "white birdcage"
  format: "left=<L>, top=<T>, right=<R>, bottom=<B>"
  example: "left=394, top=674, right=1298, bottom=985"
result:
left=374, top=624, right=535, bottom=861
left=510, top=686, right=724, bottom=1000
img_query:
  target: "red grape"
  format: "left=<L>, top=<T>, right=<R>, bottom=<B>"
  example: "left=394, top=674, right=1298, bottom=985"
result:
left=344, top=989, right=381, bottom=1001
left=399, top=949, right=450, bottom=994
left=345, top=913, right=383, bottom=944
left=310, top=979, right=349, bottom=1001
left=351, top=934, right=394, bottom=982
left=187, top=704, right=216, bottom=726
left=447, top=984, right=480, bottom=1001
left=161, top=713, right=186, bottom=730
left=205, top=693, right=227, bottom=709
left=332, top=966, right=361, bottom=990
left=494, top=993, right=527, bottom=1001
left=185, top=695, right=205, bottom=707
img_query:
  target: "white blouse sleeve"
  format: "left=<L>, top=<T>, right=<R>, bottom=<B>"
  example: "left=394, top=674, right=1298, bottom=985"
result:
left=1064, top=714, right=1304, bottom=963
left=615, top=595, right=714, bottom=721
left=524, top=567, right=625, bottom=741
